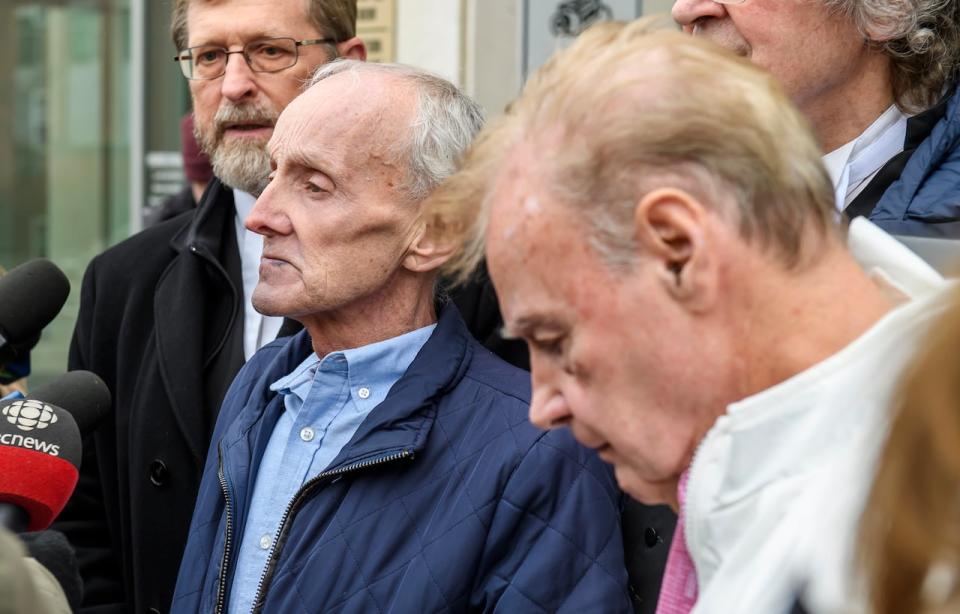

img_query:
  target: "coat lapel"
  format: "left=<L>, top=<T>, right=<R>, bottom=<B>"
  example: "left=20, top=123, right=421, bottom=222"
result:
left=155, top=181, right=242, bottom=463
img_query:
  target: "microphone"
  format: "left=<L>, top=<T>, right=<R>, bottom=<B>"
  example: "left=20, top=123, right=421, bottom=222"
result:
left=0, top=371, right=111, bottom=532
left=27, top=370, right=110, bottom=436
left=0, top=259, right=70, bottom=366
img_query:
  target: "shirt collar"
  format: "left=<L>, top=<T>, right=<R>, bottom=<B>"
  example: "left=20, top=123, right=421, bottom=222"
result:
left=233, top=189, right=256, bottom=221
left=340, top=323, right=437, bottom=414
left=822, top=105, right=909, bottom=210
left=269, top=323, right=438, bottom=414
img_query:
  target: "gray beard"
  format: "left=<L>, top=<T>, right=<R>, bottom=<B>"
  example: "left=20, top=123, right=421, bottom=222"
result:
left=209, top=139, right=271, bottom=196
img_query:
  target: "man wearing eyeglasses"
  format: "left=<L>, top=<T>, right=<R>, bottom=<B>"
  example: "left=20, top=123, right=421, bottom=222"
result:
left=55, top=2, right=365, bottom=612
left=672, top=0, right=960, bottom=236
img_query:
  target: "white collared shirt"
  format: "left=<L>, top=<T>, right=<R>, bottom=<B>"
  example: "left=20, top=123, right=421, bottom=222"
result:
left=233, top=189, right=284, bottom=360
left=822, top=105, right=910, bottom=210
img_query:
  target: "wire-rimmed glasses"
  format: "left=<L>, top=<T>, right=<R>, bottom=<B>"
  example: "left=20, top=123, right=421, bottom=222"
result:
left=174, top=37, right=335, bottom=80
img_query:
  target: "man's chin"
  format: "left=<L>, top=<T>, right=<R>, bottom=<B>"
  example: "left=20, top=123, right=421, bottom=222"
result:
left=211, top=146, right=271, bottom=195
left=251, top=293, right=287, bottom=318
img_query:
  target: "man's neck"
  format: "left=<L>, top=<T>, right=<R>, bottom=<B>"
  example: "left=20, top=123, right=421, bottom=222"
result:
left=731, top=244, right=897, bottom=399
left=802, top=58, right=896, bottom=153
left=302, top=285, right=438, bottom=358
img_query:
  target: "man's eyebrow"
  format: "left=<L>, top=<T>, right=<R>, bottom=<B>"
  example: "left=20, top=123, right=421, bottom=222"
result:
left=272, top=144, right=341, bottom=178
left=191, top=30, right=288, bottom=46
left=500, top=315, right=560, bottom=340
left=286, top=148, right=319, bottom=170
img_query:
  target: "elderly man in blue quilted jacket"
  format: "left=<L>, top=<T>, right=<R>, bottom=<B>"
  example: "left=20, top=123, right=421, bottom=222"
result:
left=171, top=58, right=631, bottom=613
left=674, top=0, right=960, bottom=237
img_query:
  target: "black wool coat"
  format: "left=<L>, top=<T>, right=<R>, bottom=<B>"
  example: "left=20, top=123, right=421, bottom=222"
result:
left=54, top=180, right=255, bottom=613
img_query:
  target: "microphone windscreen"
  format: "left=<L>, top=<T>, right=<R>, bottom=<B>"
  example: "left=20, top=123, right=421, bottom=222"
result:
left=27, top=371, right=111, bottom=436
left=0, top=400, right=80, bottom=531
left=0, top=259, right=70, bottom=350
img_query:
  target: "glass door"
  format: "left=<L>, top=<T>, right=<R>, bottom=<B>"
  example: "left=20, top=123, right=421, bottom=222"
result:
left=0, top=0, right=130, bottom=385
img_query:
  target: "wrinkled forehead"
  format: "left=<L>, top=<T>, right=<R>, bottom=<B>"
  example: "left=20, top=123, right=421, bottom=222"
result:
left=270, top=73, right=415, bottom=166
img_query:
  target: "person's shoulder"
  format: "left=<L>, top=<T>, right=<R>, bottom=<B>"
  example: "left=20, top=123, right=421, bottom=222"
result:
left=93, top=209, right=192, bottom=263
left=461, top=342, right=532, bottom=404
left=227, top=332, right=307, bottom=398
left=428, top=339, right=533, bottom=446
left=86, top=209, right=195, bottom=281
left=464, top=344, right=616, bottom=485
left=244, top=334, right=298, bottom=373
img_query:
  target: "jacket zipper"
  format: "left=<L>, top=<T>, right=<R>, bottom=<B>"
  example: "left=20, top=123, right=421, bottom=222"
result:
left=214, top=448, right=414, bottom=614
left=683, top=418, right=725, bottom=566
left=215, top=443, right=234, bottom=614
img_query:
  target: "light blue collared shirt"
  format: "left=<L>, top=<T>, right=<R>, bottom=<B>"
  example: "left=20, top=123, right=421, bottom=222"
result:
left=228, top=323, right=436, bottom=614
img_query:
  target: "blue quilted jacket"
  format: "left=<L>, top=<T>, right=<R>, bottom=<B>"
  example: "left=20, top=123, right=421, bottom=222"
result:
left=869, top=83, right=960, bottom=237
left=172, top=305, right=631, bottom=613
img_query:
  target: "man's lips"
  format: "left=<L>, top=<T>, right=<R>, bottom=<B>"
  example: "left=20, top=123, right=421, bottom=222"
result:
left=222, top=123, right=273, bottom=137
left=260, top=253, right=303, bottom=274
left=261, top=253, right=291, bottom=265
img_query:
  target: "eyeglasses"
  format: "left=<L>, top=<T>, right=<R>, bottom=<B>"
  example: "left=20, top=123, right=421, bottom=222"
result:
left=173, top=37, right=335, bottom=80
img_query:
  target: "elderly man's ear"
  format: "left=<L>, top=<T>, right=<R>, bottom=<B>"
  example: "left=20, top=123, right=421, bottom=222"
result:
left=335, top=37, right=367, bottom=61
left=633, top=187, right=719, bottom=313
left=402, top=221, right=458, bottom=273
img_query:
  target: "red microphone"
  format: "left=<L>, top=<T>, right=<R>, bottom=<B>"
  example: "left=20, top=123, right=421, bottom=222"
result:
left=0, top=398, right=81, bottom=531
left=0, top=371, right=109, bottom=532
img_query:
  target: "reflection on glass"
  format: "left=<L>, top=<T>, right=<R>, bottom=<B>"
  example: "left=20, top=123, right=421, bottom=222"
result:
left=0, top=1, right=130, bottom=386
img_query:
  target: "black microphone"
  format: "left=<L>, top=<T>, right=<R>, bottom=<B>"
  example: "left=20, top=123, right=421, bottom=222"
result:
left=0, top=259, right=70, bottom=364
left=0, top=371, right=111, bottom=532
left=27, top=370, right=111, bottom=436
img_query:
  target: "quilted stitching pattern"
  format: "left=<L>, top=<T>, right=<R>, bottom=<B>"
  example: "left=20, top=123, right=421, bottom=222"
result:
left=173, top=308, right=631, bottom=613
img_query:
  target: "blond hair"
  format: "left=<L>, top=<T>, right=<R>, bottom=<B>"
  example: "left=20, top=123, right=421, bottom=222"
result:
left=171, top=0, right=357, bottom=51
left=427, top=18, right=840, bottom=283
left=858, top=287, right=960, bottom=614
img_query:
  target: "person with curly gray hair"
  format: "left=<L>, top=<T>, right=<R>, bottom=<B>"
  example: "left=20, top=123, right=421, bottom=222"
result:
left=673, top=0, right=960, bottom=237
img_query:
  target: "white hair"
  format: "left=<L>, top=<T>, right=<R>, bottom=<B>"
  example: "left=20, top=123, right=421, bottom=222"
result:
left=309, top=60, right=486, bottom=202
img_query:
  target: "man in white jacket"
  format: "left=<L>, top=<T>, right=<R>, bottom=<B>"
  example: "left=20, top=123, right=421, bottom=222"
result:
left=427, top=20, right=953, bottom=614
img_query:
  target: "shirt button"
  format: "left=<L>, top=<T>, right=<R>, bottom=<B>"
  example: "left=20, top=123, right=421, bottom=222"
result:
left=357, top=387, right=371, bottom=400
left=300, top=427, right=315, bottom=442
left=259, top=534, right=271, bottom=550
left=644, top=527, right=662, bottom=548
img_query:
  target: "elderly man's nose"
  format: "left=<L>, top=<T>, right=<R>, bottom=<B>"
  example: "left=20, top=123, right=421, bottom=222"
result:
left=672, top=0, right=728, bottom=28
left=529, top=387, right=572, bottom=430
left=246, top=179, right=291, bottom=236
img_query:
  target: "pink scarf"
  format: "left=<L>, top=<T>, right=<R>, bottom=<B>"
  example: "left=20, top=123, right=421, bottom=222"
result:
left=655, top=471, right=698, bottom=614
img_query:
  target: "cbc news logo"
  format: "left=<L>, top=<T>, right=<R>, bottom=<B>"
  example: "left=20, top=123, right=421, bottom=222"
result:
left=2, top=400, right=58, bottom=432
